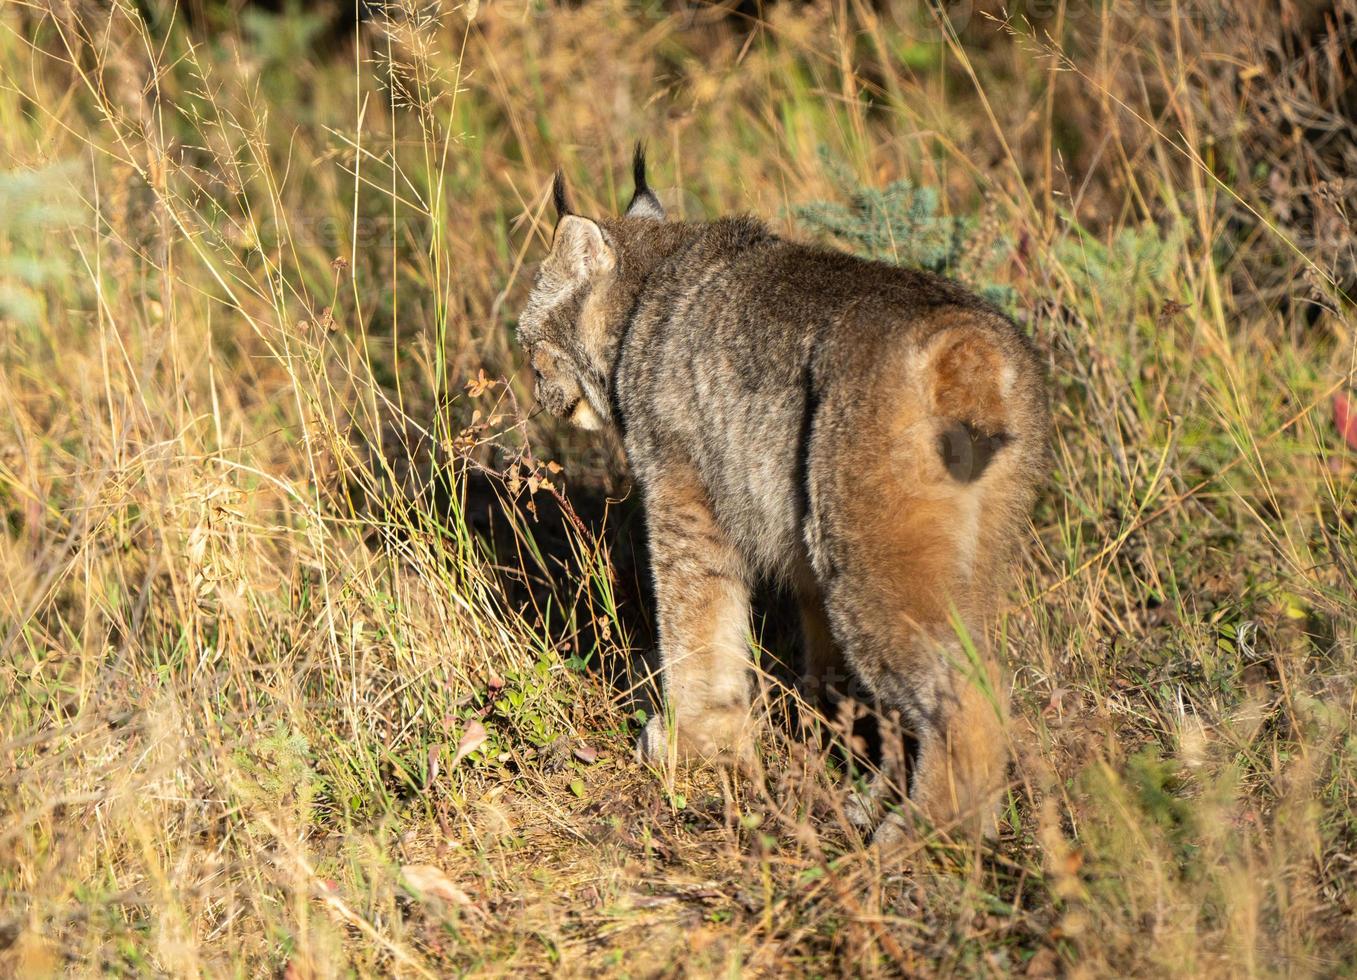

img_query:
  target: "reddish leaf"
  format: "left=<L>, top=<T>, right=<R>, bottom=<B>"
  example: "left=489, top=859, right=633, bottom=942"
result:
left=451, top=721, right=487, bottom=767
left=1334, top=390, right=1357, bottom=452
left=573, top=743, right=598, bottom=764
left=400, top=864, right=473, bottom=906
left=1042, top=686, right=1071, bottom=719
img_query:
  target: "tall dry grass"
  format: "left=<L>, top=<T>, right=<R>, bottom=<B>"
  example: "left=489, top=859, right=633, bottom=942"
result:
left=0, top=0, right=1354, bottom=975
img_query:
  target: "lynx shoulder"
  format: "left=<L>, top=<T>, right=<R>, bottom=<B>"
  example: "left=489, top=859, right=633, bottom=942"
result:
left=516, top=149, right=1049, bottom=839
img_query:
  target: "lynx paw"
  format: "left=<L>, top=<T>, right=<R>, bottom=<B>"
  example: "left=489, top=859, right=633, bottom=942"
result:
left=871, top=811, right=913, bottom=850
left=634, top=707, right=753, bottom=768
left=844, top=772, right=891, bottom=829
left=635, top=714, right=669, bottom=764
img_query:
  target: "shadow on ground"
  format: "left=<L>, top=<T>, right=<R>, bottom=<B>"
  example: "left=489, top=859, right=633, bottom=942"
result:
left=347, top=420, right=897, bottom=777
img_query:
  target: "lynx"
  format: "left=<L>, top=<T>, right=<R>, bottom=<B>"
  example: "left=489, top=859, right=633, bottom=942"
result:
left=515, top=149, right=1048, bottom=838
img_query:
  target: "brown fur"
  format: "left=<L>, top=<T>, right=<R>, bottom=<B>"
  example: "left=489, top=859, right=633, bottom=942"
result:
left=516, top=153, right=1049, bottom=840
left=637, top=465, right=756, bottom=765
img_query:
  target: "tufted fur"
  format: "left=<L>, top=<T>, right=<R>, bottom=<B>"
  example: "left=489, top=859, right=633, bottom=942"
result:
left=516, top=150, right=1049, bottom=839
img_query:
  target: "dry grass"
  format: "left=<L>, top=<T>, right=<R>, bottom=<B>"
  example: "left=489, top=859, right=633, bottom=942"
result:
left=1, top=0, right=1355, bottom=975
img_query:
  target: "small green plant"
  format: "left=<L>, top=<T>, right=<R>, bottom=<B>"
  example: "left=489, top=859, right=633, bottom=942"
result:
left=233, top=724, right=324, bottom=817
left=1051, top=220, right=1185, bottom=326
left=794, top=152, right=1015, bottom=308
left=0, top=163, right=78, bottom=327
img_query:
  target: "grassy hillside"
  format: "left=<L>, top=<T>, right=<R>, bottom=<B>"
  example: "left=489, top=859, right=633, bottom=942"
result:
left=1, top=1, right=1354, bottom=975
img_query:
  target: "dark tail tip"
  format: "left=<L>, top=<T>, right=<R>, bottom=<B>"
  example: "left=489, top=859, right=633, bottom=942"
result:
left=938, top=422, right=1010, bottom=482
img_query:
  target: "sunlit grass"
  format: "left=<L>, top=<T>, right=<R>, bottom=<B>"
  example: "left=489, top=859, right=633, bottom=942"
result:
left=0, top=0, right=1353, bottom=975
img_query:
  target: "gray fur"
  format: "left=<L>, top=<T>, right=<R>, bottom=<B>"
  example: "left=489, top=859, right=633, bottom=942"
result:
left=517, top=164, right=1049, bottom=838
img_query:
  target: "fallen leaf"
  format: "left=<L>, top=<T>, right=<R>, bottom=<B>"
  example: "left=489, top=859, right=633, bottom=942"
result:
left=400, top=864, right=473, bottom=906
left=1334, top=390, right=1357, bottom=451
left=451, top=721, right=487, bottom=767
left=1043, top=685, right=1072, bottom=719
left=282, top=957, right=314, bottom=980
left=573, top=743, right=598, bottom=764
left=465, top=368, right=493, bottom=398
left=1061, top=848, right=1085, bottom=876
left=1024, top=946, right=1060, bottom=977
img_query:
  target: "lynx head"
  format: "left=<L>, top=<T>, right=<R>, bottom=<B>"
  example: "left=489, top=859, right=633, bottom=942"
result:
left=517, top=146, right=665, bottom=431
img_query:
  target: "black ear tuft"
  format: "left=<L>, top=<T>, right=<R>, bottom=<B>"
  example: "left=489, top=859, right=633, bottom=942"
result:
left=552, top=169, right=572, bottom=219
left=632, top=142, right=649, bottom=196
left=624, top=142, right=665, bottom=220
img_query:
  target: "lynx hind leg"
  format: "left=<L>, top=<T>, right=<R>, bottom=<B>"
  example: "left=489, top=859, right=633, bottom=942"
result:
left=824, top=560, right=1009, bottom=840
left=908, top=672, right=1007, bottom=839
left=808, top=319, right=1040, bottom=839
left=810, top=484, right=1012, bottom=837
left=635, top=465, right=756, bottom=768
left=794, top=579, right=847, bottom=717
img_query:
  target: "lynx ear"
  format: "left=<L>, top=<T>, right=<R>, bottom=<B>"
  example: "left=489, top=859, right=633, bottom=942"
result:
left=551, top=214, right=614, bottom=279
left=624, top=143, right=665, bottom=220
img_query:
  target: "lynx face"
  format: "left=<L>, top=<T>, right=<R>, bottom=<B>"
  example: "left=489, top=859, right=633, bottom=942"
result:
left=517, top=215, right=616, bottom=430
left=518, top=156, right=666, bottom=431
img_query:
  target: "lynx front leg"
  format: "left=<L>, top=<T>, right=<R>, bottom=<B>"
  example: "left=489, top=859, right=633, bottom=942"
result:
left=636, top=466, right=755, bottom=767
